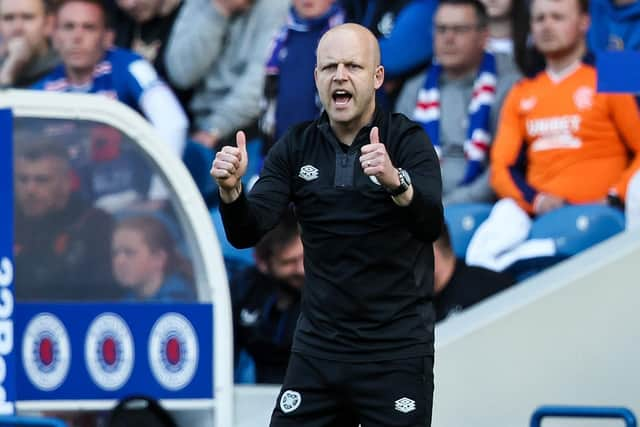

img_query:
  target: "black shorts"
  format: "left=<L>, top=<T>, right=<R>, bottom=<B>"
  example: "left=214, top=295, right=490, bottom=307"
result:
left=269, top=353, right=434, bottom=427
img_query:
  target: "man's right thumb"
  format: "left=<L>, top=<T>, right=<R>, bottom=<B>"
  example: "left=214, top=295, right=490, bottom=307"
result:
left=236, top=130, right=247, bottom=155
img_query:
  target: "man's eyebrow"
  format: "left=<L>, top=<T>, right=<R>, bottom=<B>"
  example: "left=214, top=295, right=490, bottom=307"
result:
left=318, top=60, right=338, bottom=67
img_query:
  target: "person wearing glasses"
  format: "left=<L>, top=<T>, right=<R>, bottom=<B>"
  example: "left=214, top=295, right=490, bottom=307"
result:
left=396, top=0, right=521, bottom=205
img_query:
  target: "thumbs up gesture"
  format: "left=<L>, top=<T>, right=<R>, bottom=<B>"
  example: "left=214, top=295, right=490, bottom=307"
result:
left=360, top=126, right=399, bottom=189
left=210, top=130, right=249, bottom=202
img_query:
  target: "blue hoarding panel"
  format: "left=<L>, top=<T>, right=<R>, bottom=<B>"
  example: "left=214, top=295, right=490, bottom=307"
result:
left=15, top=303, right=213, bottom=401
left=597, top=51, right=640, bottom=94
left=0, top=108, right=16, bottom=415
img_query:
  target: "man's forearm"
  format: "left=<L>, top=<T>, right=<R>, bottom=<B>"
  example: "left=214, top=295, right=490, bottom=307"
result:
left=392, top=185, right=414, bottom=207
left=219, top=182, right=243, bottom=204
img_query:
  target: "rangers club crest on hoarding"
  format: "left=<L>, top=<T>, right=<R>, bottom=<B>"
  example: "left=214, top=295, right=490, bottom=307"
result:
left=22, top=313, right=71, bottom=391
left=148, top=313, right=198, bottom=391
left=85, top=313, right=134, bottom=391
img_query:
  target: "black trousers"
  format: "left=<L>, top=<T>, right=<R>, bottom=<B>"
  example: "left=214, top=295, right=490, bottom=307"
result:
left=269, top=352, right=434, bottom=427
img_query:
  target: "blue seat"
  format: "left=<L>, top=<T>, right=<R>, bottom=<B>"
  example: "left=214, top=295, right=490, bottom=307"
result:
left=234, top=349, right=257, bottom=384
left=529, top=204, right=625, bottom=257
left=444, top=203, right=493, bottom=258
left=506, top=205, right=625, bottom=280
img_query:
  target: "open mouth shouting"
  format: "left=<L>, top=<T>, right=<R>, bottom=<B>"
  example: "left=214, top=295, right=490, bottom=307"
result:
left=332, top=89, right=353, bottom=108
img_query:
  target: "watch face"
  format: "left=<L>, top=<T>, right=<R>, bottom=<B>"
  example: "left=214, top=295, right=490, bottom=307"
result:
left=399, top=169, right=411, bottom=186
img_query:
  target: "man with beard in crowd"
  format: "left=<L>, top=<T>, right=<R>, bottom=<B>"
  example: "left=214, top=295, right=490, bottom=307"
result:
left=231, top=209, right=304, bottom=384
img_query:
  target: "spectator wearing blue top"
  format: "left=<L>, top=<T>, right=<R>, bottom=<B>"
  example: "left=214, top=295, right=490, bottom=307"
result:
left=589, top=0, right=640, bottom=52
left=112, top=215, right=196, bottom=302
left=33, top=0, right=188, bottom=160
left=32, top=0, right=193, bottom=210
left=342, top=0, right=438, bottom=78
left=342, top=0, right=438, bottom=105
left=260, top=0, right=345, bottom=153
left=111, top=0, right=193, bottom=113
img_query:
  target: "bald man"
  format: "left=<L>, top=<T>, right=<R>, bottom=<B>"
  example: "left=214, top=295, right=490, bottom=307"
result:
left=212, top=23, right=443, bottom=426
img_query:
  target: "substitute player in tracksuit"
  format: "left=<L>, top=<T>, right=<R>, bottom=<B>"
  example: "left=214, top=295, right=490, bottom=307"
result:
left=212, top=23, right=443, bottom=427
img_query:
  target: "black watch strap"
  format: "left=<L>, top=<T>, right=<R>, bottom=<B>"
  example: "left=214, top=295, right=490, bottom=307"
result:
left=387, top=168, right=411, bottom=196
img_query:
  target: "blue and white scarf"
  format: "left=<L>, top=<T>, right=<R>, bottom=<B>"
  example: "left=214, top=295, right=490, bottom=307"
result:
left=260, top=4, right=344, bottom=145
left=413, top=52, right=497, bottom=186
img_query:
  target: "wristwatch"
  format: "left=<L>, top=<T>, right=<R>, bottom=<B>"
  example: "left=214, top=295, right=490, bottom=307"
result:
left=386, top=168, right=411, bottom=196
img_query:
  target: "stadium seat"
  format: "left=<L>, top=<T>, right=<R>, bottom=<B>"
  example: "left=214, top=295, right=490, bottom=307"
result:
left=529, top=204, right=625, bottom=257
left=507, top=204, right=626, bottom=280
left=235, top=349, right=257, bottom=384
left=444, top=203, right=493, bottom=258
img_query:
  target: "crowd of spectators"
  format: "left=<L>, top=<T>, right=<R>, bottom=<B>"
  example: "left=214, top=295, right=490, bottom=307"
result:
left=2, top=0, right=640, bottom=389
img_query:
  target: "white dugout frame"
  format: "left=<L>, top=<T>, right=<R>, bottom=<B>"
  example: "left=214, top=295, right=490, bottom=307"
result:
left=0, top=89, right=233, bottom=426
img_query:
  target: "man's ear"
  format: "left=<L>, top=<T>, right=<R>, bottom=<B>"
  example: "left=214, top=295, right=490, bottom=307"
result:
left=579, top=13, right=591, bottom=35
left=52, top=30, right=61, bottom=52
left=478, top=27, right=490, bottom=50
left=43, top=14, right=56, bottom=38
left=373, top=65, right=385, bottom=90
left=103, top=29, right=115, bottom=49
left=155, top=250, right=169, bottom=271
left=255, top=254, right=269, bottom=275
